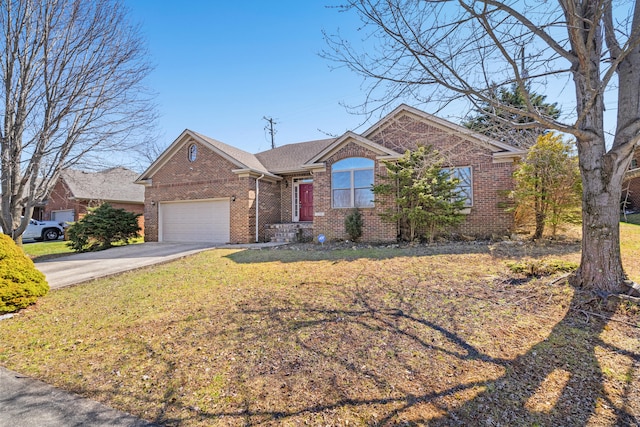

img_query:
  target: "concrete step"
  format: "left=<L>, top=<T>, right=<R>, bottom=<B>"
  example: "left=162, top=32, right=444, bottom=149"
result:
left=265, top=223, right=313, bottom=243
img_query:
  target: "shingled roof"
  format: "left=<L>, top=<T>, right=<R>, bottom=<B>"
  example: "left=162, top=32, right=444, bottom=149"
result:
left=255, top=138, right=336, bottom=173
left=61, top=167, right=144, bottom=203
left=191, top=131, right=270, bottom=174
left=138, top=105, right=525, bottom=185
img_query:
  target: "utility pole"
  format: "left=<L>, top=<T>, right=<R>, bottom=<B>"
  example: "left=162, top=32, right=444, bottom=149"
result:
left=263, top=116, right=277, bottom=149
left=520, top=45, right=528, bottom=79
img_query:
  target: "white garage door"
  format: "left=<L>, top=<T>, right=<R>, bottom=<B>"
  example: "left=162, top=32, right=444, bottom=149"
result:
left=52, top=209, right=75, bottom=224
left=160, top=199, right=230, bottom=243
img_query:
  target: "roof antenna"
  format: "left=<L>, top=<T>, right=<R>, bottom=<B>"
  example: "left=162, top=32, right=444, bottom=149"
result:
left=263, top=116, right=277, bottom=149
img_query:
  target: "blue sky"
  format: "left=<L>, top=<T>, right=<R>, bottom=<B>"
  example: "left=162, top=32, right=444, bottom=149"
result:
left=125, top=1, right=618, bottom=159
left=126, top=1, right=374, bottom=154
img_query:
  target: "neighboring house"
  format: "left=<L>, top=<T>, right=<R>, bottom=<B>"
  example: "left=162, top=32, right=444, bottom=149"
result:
left=136, top=105, right=525, bottom=244
left=623, top=148, right=640, bottom=211
left=44, top=167, right=145, bottom=232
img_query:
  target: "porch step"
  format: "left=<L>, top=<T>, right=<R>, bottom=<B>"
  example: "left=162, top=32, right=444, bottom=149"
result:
left=265, top=223, right=313, bottom=243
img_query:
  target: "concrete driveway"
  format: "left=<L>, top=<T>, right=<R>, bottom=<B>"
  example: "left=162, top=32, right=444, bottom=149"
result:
left=34, top=242, right=217, bottom=289
left=0, top=367, right=156, bottom=427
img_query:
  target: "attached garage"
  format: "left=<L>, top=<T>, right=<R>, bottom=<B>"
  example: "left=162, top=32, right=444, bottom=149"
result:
left=159, top=199, right=230, bottom=243
left=51, top=209, right=75, bottom=224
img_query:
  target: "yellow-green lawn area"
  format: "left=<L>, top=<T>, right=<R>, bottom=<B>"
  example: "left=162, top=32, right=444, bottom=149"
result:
left=1, top=225, right=639, bottom=426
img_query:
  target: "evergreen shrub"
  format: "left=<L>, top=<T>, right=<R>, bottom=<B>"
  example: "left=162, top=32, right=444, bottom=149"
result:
left=345, top=208, right=363, bottom=241
left=0, top=233, right=49, bottom=313
left=67, top=203, right=141, bottom=252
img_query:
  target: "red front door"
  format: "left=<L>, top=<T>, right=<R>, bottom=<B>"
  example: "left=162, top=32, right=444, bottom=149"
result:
left=299, top=183, right=313, bottom=222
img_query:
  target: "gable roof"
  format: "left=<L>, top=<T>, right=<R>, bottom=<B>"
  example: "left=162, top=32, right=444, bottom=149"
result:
left=136, top=129, right=276, bottom=183
left=137, top=105, right=525, bottom=184
left=363, top=104, right=526, bottom=156
left=61, top=167, right=144, bottom=203
left=255, top=138, right=335, bottom=173
left=304, top=131, right=402, bottom=166
left=191, top=131, right=270, bottom=174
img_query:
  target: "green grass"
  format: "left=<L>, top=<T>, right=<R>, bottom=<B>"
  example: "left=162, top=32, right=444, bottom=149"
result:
left=1, top=233, right=638, bottom=426
left=22, top=240, right=73, bottom=260
left=620, top=222, right=640, bottom=281
left=22, top=237, right=144, bottom=260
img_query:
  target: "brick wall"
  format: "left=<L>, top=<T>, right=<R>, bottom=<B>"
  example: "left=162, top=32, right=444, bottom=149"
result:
left=280, top=177, right=293, bottom=222
left=313, top=142, right=397, bottom=242
left=255, top=178, right=281, bottom=242
left=364, top=113, right=516, bottom=238
left=44, top=179, right=80, bottom=220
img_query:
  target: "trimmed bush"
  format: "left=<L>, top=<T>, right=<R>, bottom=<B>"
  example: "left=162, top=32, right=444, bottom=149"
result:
left=0, top=233, right=49, bottom=314
left=67, top=203, right=141, bottom=252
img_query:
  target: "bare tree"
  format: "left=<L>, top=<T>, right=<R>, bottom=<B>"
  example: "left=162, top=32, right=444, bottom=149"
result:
left=0, top=0, right=153, bottom=243
left=324, top=0, right=640, bottom=294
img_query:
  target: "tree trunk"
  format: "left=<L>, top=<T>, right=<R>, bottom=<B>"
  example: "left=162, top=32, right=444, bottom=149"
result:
left=568, top=11, right=629, bottom=295
left=574, top=162, right=626, bottom=294
left=533, top=211, right=545, bottom=240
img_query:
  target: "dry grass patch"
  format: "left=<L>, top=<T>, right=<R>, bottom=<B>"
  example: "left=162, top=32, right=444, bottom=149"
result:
left=0, top=235, right=638, bottom=426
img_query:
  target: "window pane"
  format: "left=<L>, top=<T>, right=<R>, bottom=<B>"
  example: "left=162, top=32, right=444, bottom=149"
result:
left=447, top=166, right=472, bottom=207
left=333, top=189, right=351, bottom=207
left=331, top=157, right=375, bottom=208
left=332, top=171, right=351, bottom=189
left=355, top=188, right=374, bottom=207
left=354, top=169, right=373, bottom=187
left=454, top=167, right=472, bottom=187
left=333, top=157, right=374, bottom=171
left=458, top=187, right=472, bottom=207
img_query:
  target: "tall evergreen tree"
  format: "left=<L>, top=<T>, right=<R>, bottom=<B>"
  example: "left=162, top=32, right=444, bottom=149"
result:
left=373, top=146, right=466, bottom=242
left=463, top=85, right=561, bottom=148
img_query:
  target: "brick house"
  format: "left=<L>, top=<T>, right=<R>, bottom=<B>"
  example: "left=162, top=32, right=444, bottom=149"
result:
left=44, top=167, right=145, bottom=232
left=623, top=148, right=640, bottom=211
left=136, top=105, right=525, bottom=243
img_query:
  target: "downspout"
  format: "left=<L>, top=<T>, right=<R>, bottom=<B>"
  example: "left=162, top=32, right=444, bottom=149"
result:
left=255, top=174, right=265, bottom=242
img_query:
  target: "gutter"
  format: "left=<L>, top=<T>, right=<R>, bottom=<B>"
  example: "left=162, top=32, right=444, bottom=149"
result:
left=493, top=149, right=527, bottom=159
left=255, top=174, right=265, bottom=242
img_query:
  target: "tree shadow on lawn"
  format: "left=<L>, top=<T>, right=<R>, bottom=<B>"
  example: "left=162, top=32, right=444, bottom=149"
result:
left=423, top=296, right=638, bottom=426
left=145, top=275, right=637, bottom=426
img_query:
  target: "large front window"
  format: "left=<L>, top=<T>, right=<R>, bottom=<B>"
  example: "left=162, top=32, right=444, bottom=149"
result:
left=332, top=157, right=374, bottom=208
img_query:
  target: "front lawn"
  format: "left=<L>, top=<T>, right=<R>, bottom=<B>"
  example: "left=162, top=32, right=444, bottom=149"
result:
left=21, top=239, right=73, bottom=260
left=0, top=228, right=638, bottom=425
left=22, top=236, right=144, bottom=261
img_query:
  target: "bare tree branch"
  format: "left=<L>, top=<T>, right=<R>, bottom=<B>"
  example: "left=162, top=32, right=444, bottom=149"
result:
left=0, top=0, right=155, bottom=242
left=324, top=0, right=640, bottom=292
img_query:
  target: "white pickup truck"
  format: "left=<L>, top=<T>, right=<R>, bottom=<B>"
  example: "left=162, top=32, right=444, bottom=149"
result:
left=1, top=218, right=65, bottom=241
